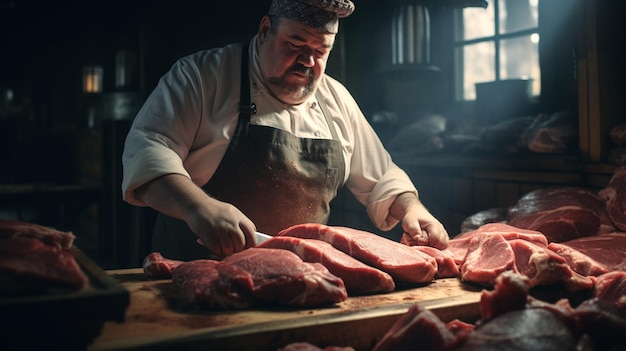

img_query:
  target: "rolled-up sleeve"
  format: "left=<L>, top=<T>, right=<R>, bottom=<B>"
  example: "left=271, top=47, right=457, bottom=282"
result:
left=121, top=56, right=206, bottom=206
left=333, top=85, right=417, bottom=231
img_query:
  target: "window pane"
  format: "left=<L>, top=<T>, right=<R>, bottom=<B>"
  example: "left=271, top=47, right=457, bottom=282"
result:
left=459, top=41, right=495, bottom=100
left=499, top=0, right=538, bottom=34
left=500, top=34, right=541, bottom=96
left=459, top=6, right=494, bottom=41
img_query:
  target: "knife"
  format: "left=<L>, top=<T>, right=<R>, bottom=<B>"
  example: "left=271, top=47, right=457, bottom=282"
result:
left=196, top=231, right=273, bottom=248
left=255, top=231, right=272, bottom=245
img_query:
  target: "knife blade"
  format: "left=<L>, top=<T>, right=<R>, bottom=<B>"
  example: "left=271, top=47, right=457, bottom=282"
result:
left=197, top=231, right=273, bottom=248
left=255, top=231, right=272, bottom=245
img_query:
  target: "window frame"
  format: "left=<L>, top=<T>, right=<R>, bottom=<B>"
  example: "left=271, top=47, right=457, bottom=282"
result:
left=452, top=0, right=540, bottom=101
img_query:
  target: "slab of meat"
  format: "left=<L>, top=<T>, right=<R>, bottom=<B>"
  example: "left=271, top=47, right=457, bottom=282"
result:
left=458, top=308, right=579, bottom=350
left=520, top=111, right=578, bottom=154
left=372, top=304, right=456, bottom=351
left=258, top=236, right=395, bottom=294
left=448, top=223, right=548, bottom=265
left=479, top=271, right=530, bottom=321
left=599, top=166, right=626, bottom=231
left=277, top=224, right=437, bottom=285
left=172, top=248, right=347, bottom=309
left=143, top=252, right=184, bottom=279
left=509, top=239, right=592, bottom=291
left=508, top=187, right=614, bottom=242
left=574, top=271, right=626, bottom=350
left=172, top=259, right=246, bottom=308
left=411, top=246, right=460, bottom=279
left=0, top=236, right=88, bottom=292
left=547, top=232, right=626, bottom=276
left=460, top=232, right=516, bottom=287
left=591, top=271, right=626, bottom=307
left=0, top=219, right=75, bottom=249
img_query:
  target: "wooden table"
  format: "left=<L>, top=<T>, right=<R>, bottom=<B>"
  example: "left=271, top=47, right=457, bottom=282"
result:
left=88, top=269, right=484, bottom=351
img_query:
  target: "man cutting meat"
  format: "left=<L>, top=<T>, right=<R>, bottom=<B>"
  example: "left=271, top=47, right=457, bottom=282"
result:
left=121, top=0, right=449, bottom=260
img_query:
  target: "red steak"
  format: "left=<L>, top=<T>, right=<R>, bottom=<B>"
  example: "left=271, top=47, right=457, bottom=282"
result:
left=508, top=187, right=614, bottom=242
left=460, top=233, right=516, bottom=287
left=447, top=223, right=548, bottom=265
left=0, top=236, right=88, bottom=291
left=599, top=166, right=626, bottom=231
left=0, top=219, right=76, bottom=249
left=548, top=232, right=626, bottom=276
left=143, top=252, right=184, bottom=279
left=172, top=248, right=347, bottom=309
left=258, top=236, right=395, bottom=294
left=411, top=246, right=461, bottom=279
left=509, top=239, right=592, bottom=291
left=277, top=224, right=437, bottom=285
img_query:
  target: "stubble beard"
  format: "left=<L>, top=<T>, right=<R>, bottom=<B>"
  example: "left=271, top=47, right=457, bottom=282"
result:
left=267, top=65, right=316, bottom=104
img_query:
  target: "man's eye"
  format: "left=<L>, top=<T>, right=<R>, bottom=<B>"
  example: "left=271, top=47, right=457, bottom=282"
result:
left=287, top=43, right=303, bottom=51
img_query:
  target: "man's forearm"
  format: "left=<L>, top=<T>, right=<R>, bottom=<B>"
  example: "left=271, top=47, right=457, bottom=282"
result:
left=389, top=191, right=420, bottom=220
left=134, top=173, right=213, bottom=222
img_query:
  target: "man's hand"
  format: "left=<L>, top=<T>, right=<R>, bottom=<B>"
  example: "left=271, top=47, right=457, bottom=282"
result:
left=136, top=174, right=257, bottom=258
left=186, top=199, right=257, bottom=258
left=390, top=192, right=449, bottom=249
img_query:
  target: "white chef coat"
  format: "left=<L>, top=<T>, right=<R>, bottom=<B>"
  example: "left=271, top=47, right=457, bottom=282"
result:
left=121, top=36, right=418, bottom=231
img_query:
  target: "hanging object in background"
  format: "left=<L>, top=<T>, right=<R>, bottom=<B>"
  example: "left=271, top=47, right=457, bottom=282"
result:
left=114, top=50, right=138, bottom=90
left=82, top=65, right=103, bottom=94
left=391, top=3, right=430, bottom=65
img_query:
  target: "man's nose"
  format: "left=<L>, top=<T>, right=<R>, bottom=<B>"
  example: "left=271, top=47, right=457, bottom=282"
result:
left=297, top=49, right=315, bottom=67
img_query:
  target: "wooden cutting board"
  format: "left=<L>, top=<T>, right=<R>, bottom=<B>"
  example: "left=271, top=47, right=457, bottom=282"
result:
left=89, top=269, right=484, bottom=351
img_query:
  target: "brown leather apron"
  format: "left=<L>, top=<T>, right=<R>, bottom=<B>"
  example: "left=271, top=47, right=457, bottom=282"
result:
left=151, top=45, right=345, bottom=260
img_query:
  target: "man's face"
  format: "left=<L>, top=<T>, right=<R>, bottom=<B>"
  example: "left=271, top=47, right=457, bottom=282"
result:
left=257, top=16, right=336, bottom=105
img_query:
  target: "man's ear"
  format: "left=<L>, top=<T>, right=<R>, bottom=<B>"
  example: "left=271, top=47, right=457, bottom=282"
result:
left=258, top=16, right=271, bottom=42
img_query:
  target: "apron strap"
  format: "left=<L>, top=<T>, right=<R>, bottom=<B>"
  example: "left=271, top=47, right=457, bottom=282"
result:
left=239, top=43, right=256, bottom=117
left=315, top=90, right=340, bottom=141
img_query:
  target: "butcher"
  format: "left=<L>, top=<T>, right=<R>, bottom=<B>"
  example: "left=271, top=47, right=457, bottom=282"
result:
left=121, top=0, right=449, bottom=260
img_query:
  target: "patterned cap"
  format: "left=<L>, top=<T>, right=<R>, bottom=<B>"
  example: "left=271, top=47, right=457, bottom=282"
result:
left=268, top=0, right=356, bottom=33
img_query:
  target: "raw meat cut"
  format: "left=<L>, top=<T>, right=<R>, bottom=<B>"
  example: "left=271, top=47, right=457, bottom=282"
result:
left=459, top=232, right=516, bottom=287
left=172, top=248, right=347, bottom=309
left=592, top=272, right=626, bottom=309
left=547, top=232, right=626, bottom=276
left=519, top=111, right=577, bottom=154
left=508, top=187, right=613, bottom=242
left=257, top=236, right=395, bottom=294
left=479, top=271, right=530, bottom=321
left=172, top=259, right=247, bottom=309
left=277, top=224, right=437, bottom=285
left=591, top=271, right=626, bottom=307
left=411, top=246, right=460, bottom=279
left=0, top=236, right=88, bottom=292
left=143, top=252, right=183, bottom=279
left=509, top=239, right=593, bottom=291
left=573, top=271, right=626, bottom=350
left=223, top=247, right=347, bottom=306
left=447, top=223, right=548, bottom=265
left=599, top=166, right=626, bottom=231
left=371, top=304, right=456, bottom=351
left=0, top=219, right=75, bottom=249
left=457, top=308, right=579, bottom=350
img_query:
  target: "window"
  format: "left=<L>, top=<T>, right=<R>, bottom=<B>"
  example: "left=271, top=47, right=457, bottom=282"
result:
left=454, top=0, right=540, bottom=100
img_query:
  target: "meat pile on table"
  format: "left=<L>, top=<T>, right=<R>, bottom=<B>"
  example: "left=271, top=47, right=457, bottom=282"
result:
left=0, top=219, right=88, bottom=295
